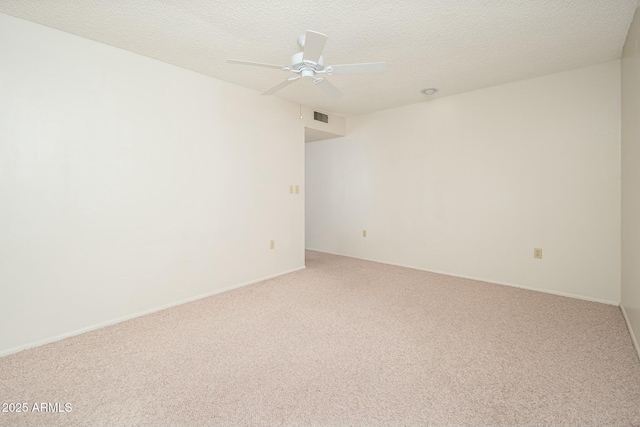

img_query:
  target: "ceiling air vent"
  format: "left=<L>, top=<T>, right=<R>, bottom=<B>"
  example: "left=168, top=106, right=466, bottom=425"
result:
left=314, top=111, right=329, bottom=123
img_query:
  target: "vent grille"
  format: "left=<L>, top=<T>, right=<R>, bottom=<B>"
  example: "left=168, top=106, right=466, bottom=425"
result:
left=314, top=111, right=329, bottom=123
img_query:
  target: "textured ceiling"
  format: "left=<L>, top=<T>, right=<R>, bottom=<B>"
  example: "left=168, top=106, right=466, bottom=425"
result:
left=0, top=0, right=638, bottom=117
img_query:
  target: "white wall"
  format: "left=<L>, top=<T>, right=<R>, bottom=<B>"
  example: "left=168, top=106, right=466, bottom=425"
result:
left=0, top=13, right=305, bottom=355
left=622, top=6, right=640, bottom=356
left=306, top=61, right=621, bottom=304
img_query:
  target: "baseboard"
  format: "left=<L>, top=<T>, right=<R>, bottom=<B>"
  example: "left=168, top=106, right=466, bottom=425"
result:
left=305, top=248, right=619, bottom=306
left=621, top=304, right=640, bottom=361
left=0, top=265, right=306, bottom=358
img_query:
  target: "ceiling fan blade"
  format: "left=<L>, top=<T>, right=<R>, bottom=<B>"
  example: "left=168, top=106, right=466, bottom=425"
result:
left=227, top=59, right=285, bottom=70
left=262, top=78, right=298, bottom=96
left=302, top=30, right=327, bottom=65
left=314, top=78, right=342, bottom=99
left=329, top=62, right=387, bottom=75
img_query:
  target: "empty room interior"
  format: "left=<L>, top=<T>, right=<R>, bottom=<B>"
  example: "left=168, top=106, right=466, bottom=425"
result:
left=2, top=1, right=640, bottom=426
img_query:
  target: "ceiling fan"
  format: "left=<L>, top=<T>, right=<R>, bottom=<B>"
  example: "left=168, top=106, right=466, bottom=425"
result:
left=227, top=30, right=387, bottom=99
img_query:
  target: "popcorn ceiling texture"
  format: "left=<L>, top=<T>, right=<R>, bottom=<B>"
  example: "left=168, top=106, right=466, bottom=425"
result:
left=0, top=251, right=639, bottom=426
left=0, top=1, right=637, bottom=116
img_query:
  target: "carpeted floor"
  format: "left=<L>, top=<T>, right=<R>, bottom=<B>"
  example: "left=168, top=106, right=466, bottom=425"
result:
left=1, top=250, right=639, bottom=426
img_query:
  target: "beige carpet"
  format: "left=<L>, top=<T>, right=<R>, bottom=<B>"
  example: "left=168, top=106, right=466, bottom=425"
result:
left=1, top=250, right=639, bottom=426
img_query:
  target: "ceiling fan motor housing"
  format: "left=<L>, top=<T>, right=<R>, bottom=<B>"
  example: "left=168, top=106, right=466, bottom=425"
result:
left=291, top=51, right=324, bottom=76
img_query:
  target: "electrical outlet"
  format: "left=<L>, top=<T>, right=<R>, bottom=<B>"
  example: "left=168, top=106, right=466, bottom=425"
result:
left=534, top=248, right=542, bottom=259
left=362, top=230, right=367, bottom=237
left=270, top=240, right=275, bottom=249
left=289, top=185, right=293, bottom=194
left=295, top=185, right=299, bottom=194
